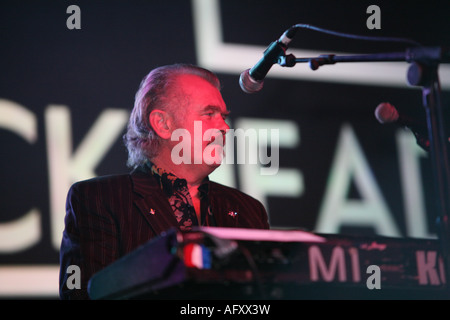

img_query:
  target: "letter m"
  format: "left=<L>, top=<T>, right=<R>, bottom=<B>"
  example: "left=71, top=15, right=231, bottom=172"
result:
left=308, top=245, right=347, bottom=282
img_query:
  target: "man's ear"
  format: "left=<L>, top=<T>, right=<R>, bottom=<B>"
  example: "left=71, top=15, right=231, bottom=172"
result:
left=149, top=109, right=173, bottom=140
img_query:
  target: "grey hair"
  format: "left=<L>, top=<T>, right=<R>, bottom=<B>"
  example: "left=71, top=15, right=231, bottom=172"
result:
left=123, top=63, right=221, bottom=169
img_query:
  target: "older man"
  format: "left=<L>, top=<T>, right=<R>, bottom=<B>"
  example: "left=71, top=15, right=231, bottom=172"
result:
left=59, top=64, right=270, bottom=299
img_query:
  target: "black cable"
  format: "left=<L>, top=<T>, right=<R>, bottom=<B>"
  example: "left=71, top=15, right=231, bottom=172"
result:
left=288, top=24, right=422, bottom=47
left=238, top=245, right=267, bottom=299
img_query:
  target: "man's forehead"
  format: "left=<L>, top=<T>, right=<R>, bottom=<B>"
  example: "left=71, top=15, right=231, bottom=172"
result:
left=175, top=74, right=224, bottom=98
left=176, top=74, right=213, bottom=86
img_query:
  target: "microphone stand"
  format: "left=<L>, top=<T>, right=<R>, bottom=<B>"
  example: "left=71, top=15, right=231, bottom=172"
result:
left=280, top=46, right=450, bottom=296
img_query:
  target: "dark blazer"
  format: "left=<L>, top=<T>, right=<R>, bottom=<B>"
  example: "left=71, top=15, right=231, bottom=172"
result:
left=59, top=167, right=269, bottom=299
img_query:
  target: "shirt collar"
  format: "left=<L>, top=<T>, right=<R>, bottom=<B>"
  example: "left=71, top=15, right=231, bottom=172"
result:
left=145, top=161, right=210, bottom=198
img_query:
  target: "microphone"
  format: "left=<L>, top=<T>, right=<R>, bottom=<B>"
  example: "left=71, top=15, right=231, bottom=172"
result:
left=375, top=102, right=405, bottom=125
left=239, top=27, right=297, bottom=93
left=375, top=102, right=430, bottom=151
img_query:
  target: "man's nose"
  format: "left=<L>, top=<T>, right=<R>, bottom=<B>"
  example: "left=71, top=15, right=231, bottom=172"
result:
left=218, top=117, right=230, bottom=134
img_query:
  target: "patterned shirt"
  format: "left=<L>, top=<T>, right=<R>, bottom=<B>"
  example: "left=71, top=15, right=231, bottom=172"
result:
left=147, top=162, right=213, bottom=231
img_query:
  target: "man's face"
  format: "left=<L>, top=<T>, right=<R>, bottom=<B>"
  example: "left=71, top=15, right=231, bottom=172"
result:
left=170, top=74, right=230, bottom=169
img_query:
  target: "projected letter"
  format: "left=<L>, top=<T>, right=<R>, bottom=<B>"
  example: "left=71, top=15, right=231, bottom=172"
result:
left=233, top=118, right=303, bottom=214
left=45, top=105, right=129, bottom=249
left=315, top=124, right=400, bottom=237
left=0, top=99, right=40, bottom=252
left=396, top=130, right=434, bottom=238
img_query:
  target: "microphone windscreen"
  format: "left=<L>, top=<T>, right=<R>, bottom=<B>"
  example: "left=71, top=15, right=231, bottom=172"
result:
left=375, top=102, right=399, bottom=124
left=239, top=69, right=264, bottom=94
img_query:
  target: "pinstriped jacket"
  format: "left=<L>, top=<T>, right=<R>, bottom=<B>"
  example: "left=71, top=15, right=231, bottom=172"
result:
left=59, top=166, right=269, bottom=299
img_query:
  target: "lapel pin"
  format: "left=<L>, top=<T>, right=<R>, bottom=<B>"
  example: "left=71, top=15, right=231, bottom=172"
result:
left=149, top=208, right=156, bottom=215
left=228, top=211, right=238, bottom=218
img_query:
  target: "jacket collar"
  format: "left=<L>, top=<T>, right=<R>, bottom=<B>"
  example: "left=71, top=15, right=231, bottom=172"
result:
left=130, top=166, right=179, bottom=235
left=129, top=165, right=239, bottom=232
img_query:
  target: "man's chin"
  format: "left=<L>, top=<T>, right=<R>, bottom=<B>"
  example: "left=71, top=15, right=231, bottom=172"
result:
left=204, top=157, right=223, bottom=168
left=208, top=161, right=222, bottom=169
left=200, top=157, right=224, bottom=176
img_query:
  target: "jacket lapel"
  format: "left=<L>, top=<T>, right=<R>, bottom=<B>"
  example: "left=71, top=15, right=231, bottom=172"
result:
left=130, top=168, right=179, bottom=235
left=130, top=168, right=242, bottom=232
left=209, top=182, right=238, bottom=228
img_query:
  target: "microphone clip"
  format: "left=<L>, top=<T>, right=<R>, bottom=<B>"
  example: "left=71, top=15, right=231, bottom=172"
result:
left=278, top=54, right=296, bottom=67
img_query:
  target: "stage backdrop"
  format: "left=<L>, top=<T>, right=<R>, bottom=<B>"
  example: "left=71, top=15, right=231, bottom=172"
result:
left=1, top=0, right=449, bottom=298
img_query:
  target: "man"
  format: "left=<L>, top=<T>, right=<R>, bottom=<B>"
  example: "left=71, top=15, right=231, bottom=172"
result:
left=59, top=63, right=270, bottom=299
